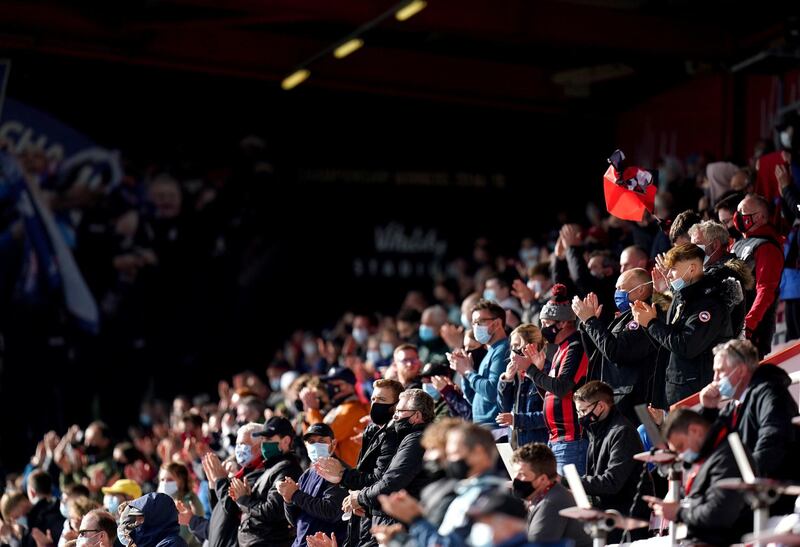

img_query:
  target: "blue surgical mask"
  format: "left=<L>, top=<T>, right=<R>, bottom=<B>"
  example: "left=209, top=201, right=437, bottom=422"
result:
left=419, top=325, right=437, bottom=342
left=473, top=324, right=492, bottom=345
left=352, top=328, right=369, bottom=345
left=670, top=267, right=693, bottom=292
left=366, top=350, right=381, bottom=363
left=468, top=522, right=494, bottom=547
left=379, top=342, right=394, bottom=359
left=681, top=449, right=699, bottom=464
left=235, top=443, right=253, bottom=466
left=158, top=479, right=179, bottom=497
left=614, top=289, right=631, bottom=313
left=483, top=289, right=497, bottom=302
left=16, top=516, right=28, bottom=530
left=104, top=494, right=121, bottom=517
left=718, top=371, right=741, bottom=400
left=423, top=383, right=441, bottom=401
left=306, top=442, right=330, bottom=463
left=60, top=501, right=70, bottom=519
left=118, top=527, right=130, bottom=546
left=461, top=313, right=471, bottom=329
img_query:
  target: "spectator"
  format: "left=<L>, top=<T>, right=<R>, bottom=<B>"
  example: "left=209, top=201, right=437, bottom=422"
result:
left=619, top=245, right=649, bottom=273
left=447, top=300, right=510, bottom=428
left=76, top=509, right=116, bottom=547
left=483, top=274, right=522, bottom=316
left=101, top=480, right=142, bottom=521
left=417, top=306, right=450, bottom=366
left=777, top=163, right=800, bottom=342
left=392, top=345, right=423, bottom=391
left=156, top=464, right=203, bottom=547
left=117, top=493, right=188, bottom=547
left=732, top=194, right=785, bottom=356
left=25, top=470, right=65, bottom=545
left=511, top=443, right=590, bottom=546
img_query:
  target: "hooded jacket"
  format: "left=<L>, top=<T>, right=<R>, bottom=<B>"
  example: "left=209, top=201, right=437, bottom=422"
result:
left=128, top=493, right=188, bottom=547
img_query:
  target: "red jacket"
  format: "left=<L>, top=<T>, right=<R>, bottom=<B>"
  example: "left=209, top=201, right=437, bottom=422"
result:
left=743, top=224, right=785, bottom=333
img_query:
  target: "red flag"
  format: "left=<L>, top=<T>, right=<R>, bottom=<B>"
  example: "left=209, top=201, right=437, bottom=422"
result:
left=603, top=164, right=657, bottom=222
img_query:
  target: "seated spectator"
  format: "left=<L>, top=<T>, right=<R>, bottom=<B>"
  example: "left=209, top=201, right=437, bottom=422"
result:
left=101, top=480, right=142, bottom=521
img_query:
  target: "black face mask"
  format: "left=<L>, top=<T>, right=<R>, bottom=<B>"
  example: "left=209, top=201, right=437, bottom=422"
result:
left=578, top=402, right=601, bottom=429
left=445, top=459, right=471, bottom=480
left=293, top=399, right=304, bottom=412
left=467, top=347, right=488, bottom=369
left=423, top=459, right=444, bottom=479
left=370, top=402, right=395, bottom=426
left=541, top=324, right=560, bottom=344
left=394, top=417, right=416, bottom=436
left=84, top=445, right=100, bottom=457
left=512, top=479, right=535, bottom=500
left=327, top=384, right=341, bottom=401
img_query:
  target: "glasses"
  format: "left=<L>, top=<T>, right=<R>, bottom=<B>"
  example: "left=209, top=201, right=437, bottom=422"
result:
left=472, top=316, right=496, bottom=326
left=394, top=408, right=419, bottom=415
left=78, top=530, right=103, bottom=537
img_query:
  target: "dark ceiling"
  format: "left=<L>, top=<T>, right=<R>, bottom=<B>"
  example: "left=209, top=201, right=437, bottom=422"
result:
left=0, top=0, right=791, bottom=111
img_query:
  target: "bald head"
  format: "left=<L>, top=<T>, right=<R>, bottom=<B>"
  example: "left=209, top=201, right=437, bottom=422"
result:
left=616, top=268, right=653, bottom=301
left=738, top=194, right=770, bottom=232
left=620, top=246, right=648, bottom=273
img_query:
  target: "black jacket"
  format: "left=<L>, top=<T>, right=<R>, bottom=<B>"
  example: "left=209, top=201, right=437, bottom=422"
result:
left=645, top=276, right=733, bottom=405
left=676, top=426, right=749, bottom=546
left=700, top=364, right=799, bottom=482
left=357, top=423, right=428, bottom=519
left=341, top=423, right=398, bottom=547
left=581, top=407, right=652, bottom=520
left=579, top=306, right=668, bottom=418
left=236, top=452, right=303, bottom=547
left=26, top=498, right=64, bottom=547
left=198, top=464, right=265, bottom=547
left=703, top=255, right=753, bottom=339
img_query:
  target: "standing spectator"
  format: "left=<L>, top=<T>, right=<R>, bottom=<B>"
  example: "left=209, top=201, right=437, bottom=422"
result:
left=777, top=163, right=800, bottom=342
left=25, top=470, right=65, bottom=545
left=525, top=285, right=589, bottom=474
left=156, top=464, right=203, bottom=547
left=732, top=194, right=785, bottom=356
left=447, top=300, right=509, bottom=428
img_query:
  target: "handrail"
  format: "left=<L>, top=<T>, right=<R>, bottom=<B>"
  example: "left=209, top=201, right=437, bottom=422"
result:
left=669, top=340, right=800, bottom=411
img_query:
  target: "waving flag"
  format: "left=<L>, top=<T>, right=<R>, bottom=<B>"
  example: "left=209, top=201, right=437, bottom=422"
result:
left=1, top=151, right=99, bottom=332
left=603, top=149, right=658, bottom=222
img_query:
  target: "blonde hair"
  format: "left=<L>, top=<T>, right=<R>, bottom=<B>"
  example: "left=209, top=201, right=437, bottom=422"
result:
left=510, top=323, right=543, bottom=349
left=0, top=492, right=27, bottom=523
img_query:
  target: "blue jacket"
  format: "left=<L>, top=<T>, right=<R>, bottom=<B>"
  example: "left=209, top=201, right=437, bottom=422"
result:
left=461, top=338, right=510, bottom=426
left=497, top=375, right=548, bottom=447
left=129, top=493, right=188, bottom=547
left=285, top=468, right=348, bottom=547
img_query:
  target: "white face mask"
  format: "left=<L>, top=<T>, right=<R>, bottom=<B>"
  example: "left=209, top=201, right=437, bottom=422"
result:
left=158, top=479, right=179, bottom=497
left=467, top=522, right=494, bottom=547
left=780, top=130, right=793, bottom=149
left=305, top=442, right=331, bottom=463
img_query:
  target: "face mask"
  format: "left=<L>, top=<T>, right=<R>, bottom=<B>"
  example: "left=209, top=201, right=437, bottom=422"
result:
left=733, top=211, right=756, bottom=234
left=293, top=399, right=304, bottom=412
left=60, top=501, right=70, bottom=519
left=352, top=328, right=369, bottom=345
left=445, top=459, right=470, bottom=480
left=139, top=413, right=152, bottom=427
left=118, top=527, right=130, bottom=547
left=327, top=383, right=343, bottom=402
left=269, top=378, right=281, bottom=392
left=579, top=402, right=601, bottom=429
left=394, top=416, right=416, bottom=436
left=306, top=442, right=330, bottom=463
left=680, top=448, right=699, bottom=464
left=302, top=341, right=317, bottom=357
left=261, top=441, right=281, bottom=461
left=158, top=480, right=179, bottom=497
left=370, top=402, right=395, bottom=426
left=423, top=459, right=443, bottom=478
left=16, top=516, right=28, bottom=530
left=781, top=130, right=793, bottom=149
left=467, top=522, right=494, bottom=547
left=695, top=244, right=710, bottom=266
left=366, top=350, right=381, bottom=363
left=77, top=535, right=100, bottom=547
left=718, top=369, right=742, bottom=400
left=461, top=313, right=471, bottom=329
left=614, top=289, right=631, bottom=313
left=235, top=443, right=253, bottom=466
left=379, top=342, right=395, bottom=359
left=104, top=494, right=121, bottom=516
left=670, top=267, right=692, bottom=292
left=541, top=324, right=560, bottom=344
left=520, top=248, right=539, bottom=265
left=419, top=325, right=437, bottom=342
left=474, top=324, right=492, bottom=345
left=483, top=289, right=497, bottom=302
left=528, top=280, right=543, bottom=295
left=423, top=383, right=441, bottom=401
left=512, top=478, right=535, bottom=500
